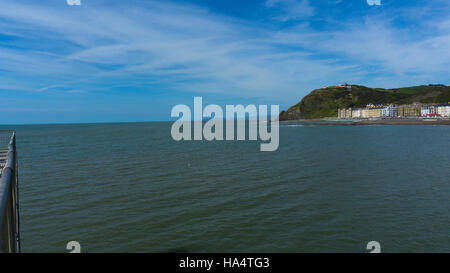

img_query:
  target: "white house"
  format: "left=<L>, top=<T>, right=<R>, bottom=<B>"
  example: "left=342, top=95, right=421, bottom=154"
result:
left=352, top=108, right=362, bottom=118
left=381, top=104, right=398, bottom=117
left=421, top=105, right=437, bottom=117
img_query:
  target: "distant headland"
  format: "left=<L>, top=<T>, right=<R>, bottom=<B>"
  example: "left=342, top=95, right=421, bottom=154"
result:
left=279, top=84, right=450, bottom=122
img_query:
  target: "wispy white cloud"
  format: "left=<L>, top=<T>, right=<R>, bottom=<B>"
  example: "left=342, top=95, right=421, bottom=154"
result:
left=0, top=0, right=448, bottom=108
left=265, top=0, right=314, bottom=21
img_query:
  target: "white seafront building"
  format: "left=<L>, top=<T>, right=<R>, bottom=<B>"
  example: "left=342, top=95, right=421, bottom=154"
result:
left=381, top=104, right=398, bottom=118
left=352, top=108, right=362, bottom=118
left=421, top=104, right=438, bottom=117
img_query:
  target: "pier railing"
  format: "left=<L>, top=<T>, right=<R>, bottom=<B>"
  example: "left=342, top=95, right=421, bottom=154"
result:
left=0, top=131, right=20, bottom=253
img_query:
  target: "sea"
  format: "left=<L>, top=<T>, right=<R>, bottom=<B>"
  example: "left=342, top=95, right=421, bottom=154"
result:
left=1, top=122, right=449, bottom=253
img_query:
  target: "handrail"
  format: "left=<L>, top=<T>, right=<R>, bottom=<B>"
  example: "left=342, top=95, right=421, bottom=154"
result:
left=0, top=130, right=15, bottom=150
left=0, top=131, right=20, bottom=253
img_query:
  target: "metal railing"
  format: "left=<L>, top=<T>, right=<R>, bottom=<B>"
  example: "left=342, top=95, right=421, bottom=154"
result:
left=0, top=131, right=13, bottom=150
left=0, top=131, right=20, bottom=253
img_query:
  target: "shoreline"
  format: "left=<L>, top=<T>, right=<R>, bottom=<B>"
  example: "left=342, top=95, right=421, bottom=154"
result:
left=281, top=118, right=450, bottom=126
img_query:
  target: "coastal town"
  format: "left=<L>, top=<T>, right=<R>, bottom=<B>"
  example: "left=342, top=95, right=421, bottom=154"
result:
left=279, top=82, right=450, bottom=122
left=331, top=83, right=450, bottom=119
left=338, top=102, right=450, bottom=119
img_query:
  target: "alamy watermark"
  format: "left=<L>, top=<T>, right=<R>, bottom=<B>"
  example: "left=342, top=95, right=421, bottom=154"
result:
left=366, top=241, right=381, bottom=253
left=66, top=241, right=81, bottom=253
left=367, top=0, right=381, bottom=6
left=66, top=0, right=81, bottom=6
left=170, top=97, right=279, bottom=152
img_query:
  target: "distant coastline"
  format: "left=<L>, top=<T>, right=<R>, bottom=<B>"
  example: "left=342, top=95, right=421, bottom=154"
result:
left=279, top=84, right=450, bottom=121
left=281, top=118, right=450, bottom=126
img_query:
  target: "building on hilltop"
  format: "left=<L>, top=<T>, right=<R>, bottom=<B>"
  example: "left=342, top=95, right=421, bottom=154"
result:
left=334, top=83, right=352, bottom=89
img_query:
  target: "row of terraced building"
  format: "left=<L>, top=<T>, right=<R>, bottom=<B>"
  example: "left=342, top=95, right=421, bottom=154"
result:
left=338, top=103, right=450, bottom=119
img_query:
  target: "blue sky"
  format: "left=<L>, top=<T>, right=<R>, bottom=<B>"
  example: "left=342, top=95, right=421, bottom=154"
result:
left=0, top=0, right=449, bottom=124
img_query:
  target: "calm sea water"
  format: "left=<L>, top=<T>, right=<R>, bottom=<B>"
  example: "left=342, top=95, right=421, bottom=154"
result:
left=1, top=122, right=449, bottom=253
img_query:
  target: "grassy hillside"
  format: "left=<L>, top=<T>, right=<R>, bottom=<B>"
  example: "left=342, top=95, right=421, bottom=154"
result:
left=279, top=84, right=450, bottom=120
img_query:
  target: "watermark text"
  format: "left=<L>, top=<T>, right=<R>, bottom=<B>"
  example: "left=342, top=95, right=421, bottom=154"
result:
left=171, top=97, right=279, bottom=152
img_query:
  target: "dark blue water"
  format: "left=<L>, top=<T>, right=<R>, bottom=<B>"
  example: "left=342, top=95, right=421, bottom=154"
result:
left=1, top=122, right=449, bottom=252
